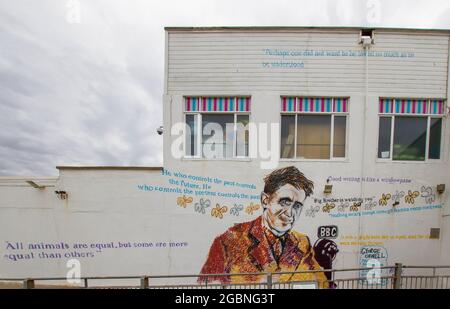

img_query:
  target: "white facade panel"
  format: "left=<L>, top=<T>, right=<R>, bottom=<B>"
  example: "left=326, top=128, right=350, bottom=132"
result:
left=167, top=30, right=366, bottom=95
left=167, top=29, right=449, bottom=97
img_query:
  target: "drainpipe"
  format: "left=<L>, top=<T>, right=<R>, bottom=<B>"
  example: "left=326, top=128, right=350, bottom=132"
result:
left=440, top=35, right=450, bottom=265
left=358, top=33, right=374, bottom=269
left=447, top=35, right=450, bottom=111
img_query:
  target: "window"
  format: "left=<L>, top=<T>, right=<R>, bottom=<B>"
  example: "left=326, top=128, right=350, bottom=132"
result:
left=378, top=98, right=445, bottom=161
left=280, top=97, right=349, bottom=160
left=184, top=97, right=250, bottom=159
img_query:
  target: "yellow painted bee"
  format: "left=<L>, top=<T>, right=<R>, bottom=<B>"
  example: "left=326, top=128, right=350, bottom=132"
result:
left=245, top=203, right=260, bottom=215
left=350, top=202, right=362, bottom=212
left=176, top=195, right=193, bottom=208
left=322, top=203, right=335, bottom=213
left=211, top=204, right=228, bottom=219
left=378, top=193, right=391, bottom=206
left=405, top=190, right=420, bottom=204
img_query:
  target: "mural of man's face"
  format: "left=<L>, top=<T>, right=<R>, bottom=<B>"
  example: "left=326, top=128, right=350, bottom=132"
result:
left=261, top=184, right=307, bottom=236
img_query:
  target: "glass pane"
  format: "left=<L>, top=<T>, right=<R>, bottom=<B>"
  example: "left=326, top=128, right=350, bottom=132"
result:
left=378, top=117, right=392, bottom=159
left=185, top=114, right=198, bottom=156
left=429, top=118, right=442, bottom=159
left=297, top=115, right=331, bottom=159
left=280, top=115, right=295, bottom=158
left=202, top=114, right=234, bottom=159
left=333, top=116, right=346, bottom=158
left=236, top=115, right=249, bottom=157
left=393, top=117, right=427, bottom=161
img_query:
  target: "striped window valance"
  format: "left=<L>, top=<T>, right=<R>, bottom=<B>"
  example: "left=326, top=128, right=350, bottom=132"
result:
left=379, top=98, right=445, bottom=115
left=430, top=99, right=445, bottom=115
left=281, top=97, right=348, bottom=113
left=185, top=97, right=250, bottom=112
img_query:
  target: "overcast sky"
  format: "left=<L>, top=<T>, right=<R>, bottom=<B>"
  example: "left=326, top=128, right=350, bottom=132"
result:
left=1, top=0, right=449, bottom=176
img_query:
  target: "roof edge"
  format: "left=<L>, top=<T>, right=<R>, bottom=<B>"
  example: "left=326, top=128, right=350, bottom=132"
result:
left=164, top=26, right=450, bottom=33
left=56, top=166, right=163, bottom=171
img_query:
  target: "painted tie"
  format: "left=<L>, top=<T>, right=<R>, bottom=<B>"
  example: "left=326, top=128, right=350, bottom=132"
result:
left=273, top=238, right=283, bottom=261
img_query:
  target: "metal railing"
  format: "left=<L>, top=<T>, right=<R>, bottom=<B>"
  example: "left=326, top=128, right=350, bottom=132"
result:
left=1, top=264, right=449, bottom=289
left=400, top=265, right=450, bottom=289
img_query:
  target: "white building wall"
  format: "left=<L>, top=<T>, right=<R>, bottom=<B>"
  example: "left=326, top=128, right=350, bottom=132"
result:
left=0, top=28, right=449, bottom=283
left=163, top=28, right=450, bottom=271
left=440, top=158, right=450, bottom=265
left=167, top=29, right=448, bottom=97
left=162, top=94, right=449, bottom=270
left=369, top=31, right=448, bottom=97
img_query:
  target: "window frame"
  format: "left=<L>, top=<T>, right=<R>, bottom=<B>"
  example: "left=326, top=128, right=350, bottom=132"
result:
left=279, top=97, right=350, bottom=162
left=183, top=97, right=251, bottom=161
left=376, top=98, right=446, bottom=163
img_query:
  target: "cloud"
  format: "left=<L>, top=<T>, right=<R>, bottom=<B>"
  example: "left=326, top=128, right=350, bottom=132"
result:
left=0, top=0, right=449, bottom=176
left=0, top=0, right=164, bottom=176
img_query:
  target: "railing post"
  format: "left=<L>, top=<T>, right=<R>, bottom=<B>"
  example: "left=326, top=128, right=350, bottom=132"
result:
left=140, top=276, right=149, bottom=289
left=330, top=270, right=336, bottom=289
left=84, top=278, right=88, bottom=288
left=393, top=263, right=403, bottom=289
left=433, top=267, right=437, bottom=289
left=23, top=279, right=34, bottom=289
left=266, top=273, right=272, bottom=289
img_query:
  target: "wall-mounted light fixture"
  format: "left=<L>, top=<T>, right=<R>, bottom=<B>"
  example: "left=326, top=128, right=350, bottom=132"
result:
left=430, top=228, right=440, bottom=239
left=55, top=190, right=68, bottom=200
left=156, top=125, right=164, bottom=135
left=359, top=29, right=374, bottom=47
left=437, top=184, right=445, bottom=194
left=324, top=177, right=333, bottom=194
